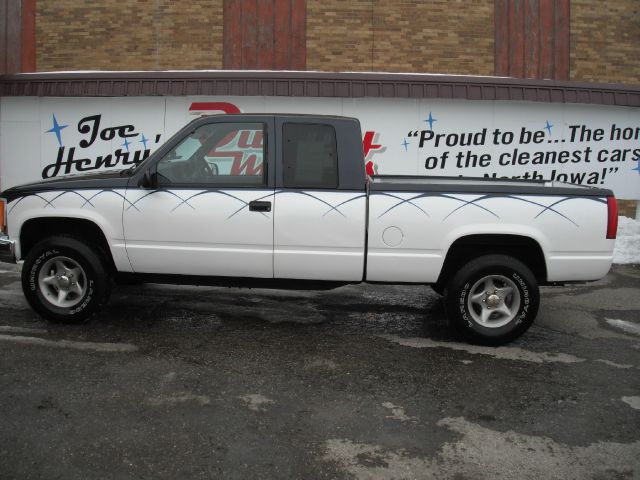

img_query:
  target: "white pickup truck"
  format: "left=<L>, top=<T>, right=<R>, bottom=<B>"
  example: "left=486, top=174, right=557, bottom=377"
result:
left=0, top=114, right=618, bottom=344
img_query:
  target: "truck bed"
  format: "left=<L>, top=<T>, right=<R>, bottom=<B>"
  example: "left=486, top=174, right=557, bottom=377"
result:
left=366, top=175, right=614, bottom=283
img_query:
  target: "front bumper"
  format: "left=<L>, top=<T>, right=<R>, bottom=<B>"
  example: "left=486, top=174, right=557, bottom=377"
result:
left=0, top=234, right=17, bottom=263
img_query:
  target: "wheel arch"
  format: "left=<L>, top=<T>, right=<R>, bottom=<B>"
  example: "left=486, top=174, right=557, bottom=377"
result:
left=436, top=233, right=548, bottom=287
left=19, top=217, right=116, bottom=272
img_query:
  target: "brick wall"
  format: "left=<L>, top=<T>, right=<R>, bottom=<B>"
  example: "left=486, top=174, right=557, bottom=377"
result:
left=570, top=1, right=640, bottom=216
left=571, top=0, right=640, bottom=84
left=32, top=1, right=640, bottom=83
left=36, top=0, right=224, bottom=71
left=618, top=200, right=637, bottom=218
left=307, top=0, right=494, bottom=75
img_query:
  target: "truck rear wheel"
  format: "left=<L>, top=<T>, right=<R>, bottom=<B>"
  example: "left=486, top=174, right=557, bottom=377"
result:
left=443, top=254, right=539, bottom=345
left=21, top=236, right=112, bottom=323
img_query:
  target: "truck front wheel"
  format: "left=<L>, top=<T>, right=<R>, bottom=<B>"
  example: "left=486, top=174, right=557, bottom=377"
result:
left=443, top=254, right=539, bottom=345
left=21, top=236, right=112, bottom=323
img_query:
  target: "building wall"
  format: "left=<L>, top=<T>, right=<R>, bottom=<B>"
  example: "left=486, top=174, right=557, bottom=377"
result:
left=618, top=201, right=637, bottom=218
left=36, top=0, right=224, bottom=71
left=6, top=0, right=640, bottom=211
left=494, top=0, right=570, bottom=80
left=570, top=0, right=640, bottom=215
left=571, top=0, right=640, bottom=85
left=306, top=0, right=494, bottom=75
left=222, top=0, right=306, bottom=70
left=29, top=0, right=640, bottom=84
left=1, top=0, right=35, bottom=74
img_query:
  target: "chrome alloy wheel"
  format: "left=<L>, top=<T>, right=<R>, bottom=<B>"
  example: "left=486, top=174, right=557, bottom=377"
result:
left=38, top=256, right=87, bottom=308
left=467, top=274, right=521, bottom=328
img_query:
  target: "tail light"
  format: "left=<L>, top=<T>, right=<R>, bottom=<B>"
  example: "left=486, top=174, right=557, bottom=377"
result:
left=606, top=196, right=618, bottom=239
left=0, top=198, right=5, bottom=234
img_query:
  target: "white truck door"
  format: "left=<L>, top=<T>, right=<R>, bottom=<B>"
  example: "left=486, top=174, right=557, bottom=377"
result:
left=273, top=119, right=367, bottom=281
left=123, top=117, right=275, bottom=277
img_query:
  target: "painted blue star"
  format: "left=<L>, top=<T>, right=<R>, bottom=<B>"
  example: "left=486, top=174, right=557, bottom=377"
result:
left=545, top=120, right=553, bottom=135
left=121, top=137, right=132, bottom=152
left=424, top=112, right=437, bottom=130
left=633, top=154, right=640, bottom=175
left=45, top=114, right=68, bottom=146
left=139, top=133, right=149, bottom=150
left=401, top=139, right=410, bottom=151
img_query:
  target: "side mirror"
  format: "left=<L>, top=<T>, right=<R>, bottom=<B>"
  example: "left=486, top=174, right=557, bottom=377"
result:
left=138, top=169, right=157, bottom=189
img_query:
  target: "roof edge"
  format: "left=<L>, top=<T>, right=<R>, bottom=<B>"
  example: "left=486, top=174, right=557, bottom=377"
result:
left=1, top=70, right=638, bottom=107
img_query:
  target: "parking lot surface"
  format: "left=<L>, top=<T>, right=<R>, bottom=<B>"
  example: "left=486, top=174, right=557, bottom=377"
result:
left=1, top=264, right=639, bottom=479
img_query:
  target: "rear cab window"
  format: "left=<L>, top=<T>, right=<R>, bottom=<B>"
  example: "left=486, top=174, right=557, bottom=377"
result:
left=282, top=123, right=338, bottom=189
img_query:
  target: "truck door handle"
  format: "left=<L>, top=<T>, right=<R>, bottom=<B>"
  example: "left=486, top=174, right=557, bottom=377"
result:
left=249, top=201, right=272, bottom=212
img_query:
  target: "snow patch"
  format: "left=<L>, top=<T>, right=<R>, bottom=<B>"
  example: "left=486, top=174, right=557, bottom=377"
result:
left=606, top=318, right=640, bottom=337
left=613, top=216, right=640, bottom=264
left=146, top=393, right=211, bottom=406
left=0, top=325, right=47, bottom=335
left=381, top=402, right=418, bottom=424
left=239, top=393, right=275, bottom=411
left=595, top=359, right=634, bottom=369
left=379, top=334, right=585, bottom=364
left=304, top=358, right=338, bottom=370
left=324, top=417, right=640, bottom=480
left=622, top=396, right=640, bottom=410
left=0, top=334, right=137, bottom=352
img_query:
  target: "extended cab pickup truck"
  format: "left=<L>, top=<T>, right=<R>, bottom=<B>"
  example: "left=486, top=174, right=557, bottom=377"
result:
left=0, top=114, right=618, bottom=344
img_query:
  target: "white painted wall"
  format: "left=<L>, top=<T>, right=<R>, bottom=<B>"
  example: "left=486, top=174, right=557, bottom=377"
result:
left=1, top=95, right=639, bottom=199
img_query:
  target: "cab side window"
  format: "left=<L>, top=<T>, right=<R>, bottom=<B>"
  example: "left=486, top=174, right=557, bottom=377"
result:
left=156, top=122, right=265, bottom=187
left=283, top=123, right=338, bottom=189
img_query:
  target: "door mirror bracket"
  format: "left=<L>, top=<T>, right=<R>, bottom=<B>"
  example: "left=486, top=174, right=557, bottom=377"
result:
left=138, top=170, right=157, bottom=189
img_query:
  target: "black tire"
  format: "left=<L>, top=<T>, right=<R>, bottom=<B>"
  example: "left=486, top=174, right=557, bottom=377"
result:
left=443, top=254, right=539, bottom=345
left=21, top=236, right=112, bottom=323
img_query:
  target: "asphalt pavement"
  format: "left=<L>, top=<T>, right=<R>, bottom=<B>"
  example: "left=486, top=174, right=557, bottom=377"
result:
left=0, top=263, right=639, bottom=479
